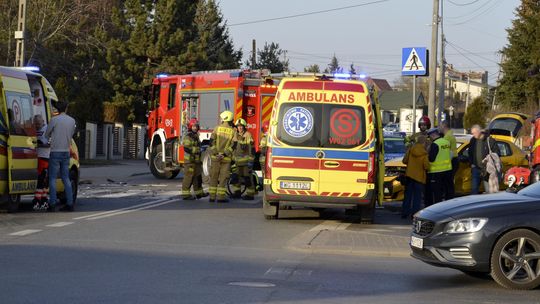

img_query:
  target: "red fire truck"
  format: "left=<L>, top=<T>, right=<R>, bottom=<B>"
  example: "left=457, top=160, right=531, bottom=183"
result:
left=145, top=69, right=277, bottom=179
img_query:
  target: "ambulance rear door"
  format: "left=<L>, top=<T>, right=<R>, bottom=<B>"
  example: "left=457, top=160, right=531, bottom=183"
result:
left=0, top=69, right=38, bottom=195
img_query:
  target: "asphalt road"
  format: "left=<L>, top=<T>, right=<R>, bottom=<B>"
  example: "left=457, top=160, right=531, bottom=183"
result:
left=0, top=162, right=539, bottom=303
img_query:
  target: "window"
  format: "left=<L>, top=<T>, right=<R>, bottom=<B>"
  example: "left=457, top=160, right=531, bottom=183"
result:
left=150, top=84, right=160, bottom=110
left=6, top=91, right=35, bottom=136
left=277, top=103, right=366, bottom=149
left=496, top=141, right=512, bottom=157
left=168, top=83, right=177, bottom=109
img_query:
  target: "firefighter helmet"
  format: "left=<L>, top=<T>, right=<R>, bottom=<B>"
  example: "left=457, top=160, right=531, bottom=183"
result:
left=418, top=116, right=431, bottom=129
left=261, top=121, right=269, bottom=133
left=235, top=118, right=247, bottom=127
left=220, top=110, right=234, bottom=122
left=188, top=118, right=199, bottom=130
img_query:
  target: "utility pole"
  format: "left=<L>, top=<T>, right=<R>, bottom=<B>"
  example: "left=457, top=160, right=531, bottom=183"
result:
left=14, top=0, right=27, bottom=67
left=465, top=72, right=470, bottom=113
left=438, top=0, right=445, bottom=124
left=251, top=39, right=257, bottom=69
left=428, top=0, right=440, bottom=125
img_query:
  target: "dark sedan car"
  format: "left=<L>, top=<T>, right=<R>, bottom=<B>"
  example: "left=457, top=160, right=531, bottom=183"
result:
left=410, top=183, right=540, bottom=290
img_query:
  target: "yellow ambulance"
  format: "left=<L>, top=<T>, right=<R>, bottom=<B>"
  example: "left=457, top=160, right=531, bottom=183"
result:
left=0, top=66, right=80, bottom=212
left=262, top=75, right=384, bottom=223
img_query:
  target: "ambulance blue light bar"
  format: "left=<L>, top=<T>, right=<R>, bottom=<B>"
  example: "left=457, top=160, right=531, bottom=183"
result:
left=20, top=66, right=40, bottom=72
left=333, top=73, right=351, bottom=79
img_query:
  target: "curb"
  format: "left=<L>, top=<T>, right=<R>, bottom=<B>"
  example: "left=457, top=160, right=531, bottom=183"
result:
left=286, top=229, right=412, bottom=258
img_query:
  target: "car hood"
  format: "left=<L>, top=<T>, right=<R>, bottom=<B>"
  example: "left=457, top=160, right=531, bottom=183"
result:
left=384, top=153, right=404, bottom=163
left=417, top=192, right=540, bottom=220
left=385, top=157, right=405, bottom=167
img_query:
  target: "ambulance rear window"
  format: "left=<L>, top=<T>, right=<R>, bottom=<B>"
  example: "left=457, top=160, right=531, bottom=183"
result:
left=277, top=103, right=366, bottom=149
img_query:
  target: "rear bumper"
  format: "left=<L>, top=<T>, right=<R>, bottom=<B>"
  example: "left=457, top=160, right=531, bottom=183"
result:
left=263, top=185, right=375, bottom=209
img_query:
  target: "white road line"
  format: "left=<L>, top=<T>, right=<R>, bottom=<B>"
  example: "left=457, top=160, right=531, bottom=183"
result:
left=309, top=220, right=351, bottom=232
left=389, top=226, right=412, bottom=230
left=86, top=199, right=178, bottom=220
left=73, top=198, right=173, bottom=220
left=9, top=229, right=42, bottom=236
left=46, top=222, right=74, bottom=228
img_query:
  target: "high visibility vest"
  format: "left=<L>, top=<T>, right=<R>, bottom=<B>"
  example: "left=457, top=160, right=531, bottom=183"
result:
left=428, top=137, right=452, bottom=173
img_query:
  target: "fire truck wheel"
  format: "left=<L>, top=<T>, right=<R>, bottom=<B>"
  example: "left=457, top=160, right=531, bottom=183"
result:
left=201, top=150, right=211, bottom=184
left=6, top=194, right=21, bottom=213
left=150, top=144, right=173, bottom=179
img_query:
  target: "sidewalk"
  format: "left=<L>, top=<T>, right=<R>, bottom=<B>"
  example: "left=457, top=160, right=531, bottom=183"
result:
left=79, top=159, right=152, bottom=184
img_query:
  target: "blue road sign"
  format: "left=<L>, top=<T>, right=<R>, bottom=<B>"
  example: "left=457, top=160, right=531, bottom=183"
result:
left=402, top=47, right=428, bottom=76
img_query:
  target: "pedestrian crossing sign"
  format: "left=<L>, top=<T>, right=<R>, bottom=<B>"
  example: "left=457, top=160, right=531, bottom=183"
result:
left=402, top=47, right=428, bottom=76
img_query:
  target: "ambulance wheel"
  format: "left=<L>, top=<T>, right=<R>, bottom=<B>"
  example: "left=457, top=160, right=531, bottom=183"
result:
left=201, top=150, right=211, bottom=184
left=6, top=194, right=21, bottom=213
left=150, top=144, right=173, bottom=179
left=263, top=197, right=279, bottom=220
left=360, top=205, right=375, bottom=224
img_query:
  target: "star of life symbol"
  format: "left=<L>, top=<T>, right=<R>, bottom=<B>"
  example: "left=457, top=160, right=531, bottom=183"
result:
left=283, top=107, right=313, bottom=138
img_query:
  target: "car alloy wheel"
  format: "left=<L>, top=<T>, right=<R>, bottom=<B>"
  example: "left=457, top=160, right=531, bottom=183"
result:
left=491, top=229, right=540, bottom=290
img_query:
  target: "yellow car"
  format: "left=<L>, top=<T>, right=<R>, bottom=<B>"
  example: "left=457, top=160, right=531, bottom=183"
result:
left=454, top=113, right=529, bottom=195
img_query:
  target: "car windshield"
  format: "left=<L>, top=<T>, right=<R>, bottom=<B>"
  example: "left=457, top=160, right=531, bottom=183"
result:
left=518, top=182, right=540, bottom=198
left=384, top=138, right=405, bottom=154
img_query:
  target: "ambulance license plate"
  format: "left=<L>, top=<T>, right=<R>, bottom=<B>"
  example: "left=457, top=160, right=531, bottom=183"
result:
left=280, top=182, right=310, bottom=190
left=410, top=236, right=423, bottom=249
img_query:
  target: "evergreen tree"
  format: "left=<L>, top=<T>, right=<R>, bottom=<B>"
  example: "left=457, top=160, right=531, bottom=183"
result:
left=325, top=54, right=340, bottom=73
left=246, top=42, right=288, bottom=73
left=304, top=64, right=320, bottom=73
left=463, top=96, right=489, bottom=129
left=104, top=0, right=200, bottom=122
left=194, top=0, right=242, bottom=70
left=496, top=0, right=540, bottom=110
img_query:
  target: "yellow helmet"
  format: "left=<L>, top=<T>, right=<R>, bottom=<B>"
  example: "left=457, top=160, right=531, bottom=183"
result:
left=220, top=110, right=233, bottom=122
left=235, top=118, right=247, bottom=127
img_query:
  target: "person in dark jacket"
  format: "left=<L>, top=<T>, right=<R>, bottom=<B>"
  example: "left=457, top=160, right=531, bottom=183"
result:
left=468, top=125, right=500, bottom=194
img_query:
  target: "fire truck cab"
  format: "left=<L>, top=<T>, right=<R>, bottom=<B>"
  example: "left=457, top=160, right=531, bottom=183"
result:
left=145, top=70, right=277, bottom=179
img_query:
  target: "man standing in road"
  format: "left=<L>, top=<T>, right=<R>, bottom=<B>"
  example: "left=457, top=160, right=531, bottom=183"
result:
left=425, top=128, right=452, bottom=206
left=208, top=111, right=235, bottom=203
left=181, top=119, right=206, bottom=200
left=469, top=125, right=500, bottom=194
left=45, top=101, right=76, bottom=212
left=231, top=118, right=255, bottom=200
left=439, top=120, right=457, bottom=199
left=407, top=116, right=431, bottom=149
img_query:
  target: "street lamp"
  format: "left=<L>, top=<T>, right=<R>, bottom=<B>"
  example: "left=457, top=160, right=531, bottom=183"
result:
left=14, top=0, right=27, bottom=67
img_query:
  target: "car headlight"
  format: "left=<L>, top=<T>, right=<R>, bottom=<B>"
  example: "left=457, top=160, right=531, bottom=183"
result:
left=444, top=218, right=488, bottom=234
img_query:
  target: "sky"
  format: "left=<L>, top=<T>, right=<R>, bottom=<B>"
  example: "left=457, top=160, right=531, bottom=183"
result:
left=219, top=0, right=521, bottom=86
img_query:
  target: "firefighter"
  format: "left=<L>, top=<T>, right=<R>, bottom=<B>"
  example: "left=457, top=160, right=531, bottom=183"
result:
left=181, top=118, right=206, bottom=200
left=406, top=116, right=431, bottom=149
left=259, top=121, right=269, bottom=171
left=208, top=110, right=236, bottom=203
left=231, top=118, right=256, bottom=200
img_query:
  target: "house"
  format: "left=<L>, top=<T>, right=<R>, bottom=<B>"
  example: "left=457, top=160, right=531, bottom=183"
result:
left=378, top=91, right=425, bottom=124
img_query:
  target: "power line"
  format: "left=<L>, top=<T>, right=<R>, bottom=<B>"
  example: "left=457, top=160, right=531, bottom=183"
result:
left=447, top=0, right=481, bottom=6
left=446, top=41, right=488, bottom=71
left=448, top=0, right=504, bottom=25
left=229, top=0, right=390, bottom=27
left=446, top=40, right=499, bottom=64
left=446, top=0, right=495, bottom=19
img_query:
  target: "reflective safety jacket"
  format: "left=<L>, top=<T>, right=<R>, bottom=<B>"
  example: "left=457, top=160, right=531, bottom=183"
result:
left=428, top=137, right=452, bottom=173
left=233, top=130, right=254, bottom=166
left=209, top=122, right=235, bottom=162
left=183, top=131, right=201, bottom=164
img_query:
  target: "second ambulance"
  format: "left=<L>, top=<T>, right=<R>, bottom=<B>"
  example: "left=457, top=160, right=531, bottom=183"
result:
left=262, top=75, right=384, bottom=223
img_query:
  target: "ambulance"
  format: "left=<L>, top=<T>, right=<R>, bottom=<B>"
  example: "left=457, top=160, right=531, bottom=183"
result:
left=262, top=74, right=384, bottom=223
left=0, top=66, right=79, bottom=212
